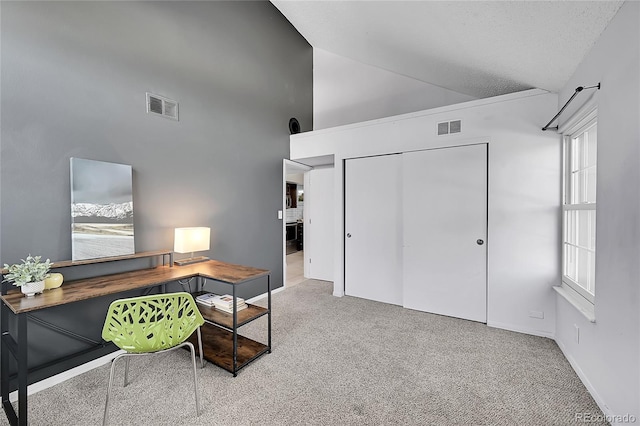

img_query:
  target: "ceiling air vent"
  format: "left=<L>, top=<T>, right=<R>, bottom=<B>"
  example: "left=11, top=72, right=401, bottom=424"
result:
left=146, top=92, right=179, bottom=121
left=437, top=119, right=462, bottom=135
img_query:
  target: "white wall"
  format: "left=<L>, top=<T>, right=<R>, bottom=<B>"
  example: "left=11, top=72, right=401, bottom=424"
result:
left=313, top=48, right=476, bottom=130
left=554, top=2, right=639, bottom=421
left=291, top=89, right=560, bottom=338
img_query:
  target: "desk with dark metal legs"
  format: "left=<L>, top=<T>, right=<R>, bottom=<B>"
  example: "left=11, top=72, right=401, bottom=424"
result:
left=0, top=255, right=271, bottom=426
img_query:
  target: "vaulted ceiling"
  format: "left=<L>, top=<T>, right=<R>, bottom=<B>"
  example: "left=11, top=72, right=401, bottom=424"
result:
left=272, top=1, right=624, bottom=98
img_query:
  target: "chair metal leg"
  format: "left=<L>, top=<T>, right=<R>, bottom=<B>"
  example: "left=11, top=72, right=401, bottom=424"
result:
left=187, top=342, right=201, bottom=416
left=197, top=326, right=204, bottom=368
left=104, top=345, right=201, bottom=424
left=124, top=356, right=130, bottom=387
left=103, top=355, right=123, bottom=426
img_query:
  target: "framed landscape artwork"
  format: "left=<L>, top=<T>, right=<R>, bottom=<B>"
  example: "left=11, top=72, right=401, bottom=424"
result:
left=70, top=158, right=135, bottom=260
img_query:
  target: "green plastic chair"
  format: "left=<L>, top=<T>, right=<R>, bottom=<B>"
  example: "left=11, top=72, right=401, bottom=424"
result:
left=101, top=292, right=205, bottom=425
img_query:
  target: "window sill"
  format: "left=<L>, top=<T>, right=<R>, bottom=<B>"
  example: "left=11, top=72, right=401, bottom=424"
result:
left=553, top=286, right=596, bottom=323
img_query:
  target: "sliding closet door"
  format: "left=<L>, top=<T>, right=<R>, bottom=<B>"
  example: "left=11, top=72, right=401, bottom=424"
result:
left=345, top=154, right=402, bottom=305
left=402, top=144, right=487, bottom=322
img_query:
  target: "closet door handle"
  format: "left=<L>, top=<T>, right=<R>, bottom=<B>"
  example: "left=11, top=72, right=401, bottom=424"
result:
left=476, top=239, right=484, bottom=245
left=347, top=233, right=352, bottom=238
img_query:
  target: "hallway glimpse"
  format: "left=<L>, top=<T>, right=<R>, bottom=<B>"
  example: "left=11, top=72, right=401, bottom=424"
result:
left=286, top=251, right=305, bottom=287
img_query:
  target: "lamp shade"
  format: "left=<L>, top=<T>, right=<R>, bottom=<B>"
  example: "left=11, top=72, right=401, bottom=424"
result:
left=174, top=227, right=210, bottom=253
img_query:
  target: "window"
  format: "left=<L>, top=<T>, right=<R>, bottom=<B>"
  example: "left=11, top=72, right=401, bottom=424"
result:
left=562, top=117, right=597, bottom=303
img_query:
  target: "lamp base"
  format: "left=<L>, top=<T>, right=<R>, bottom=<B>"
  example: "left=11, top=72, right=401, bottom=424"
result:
left=174, top=256, right=210, bottom=266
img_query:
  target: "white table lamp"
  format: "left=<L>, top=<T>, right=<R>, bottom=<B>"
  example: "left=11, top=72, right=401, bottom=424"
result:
left=174, top=227, right=210, bottom=265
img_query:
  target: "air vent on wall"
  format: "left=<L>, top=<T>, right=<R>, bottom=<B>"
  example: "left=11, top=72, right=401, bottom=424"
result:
left=437, top=119, right=462, bottom=135
left=146, top=92, right=179, bottom=121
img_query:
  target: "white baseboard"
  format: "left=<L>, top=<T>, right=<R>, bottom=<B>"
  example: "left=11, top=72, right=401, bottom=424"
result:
left=555, top=339, right=617, bottom=423
left=245, top=285, right=284, bottom=304
left=488, top=322, right=623, bottom=422
left=9, top=349, right=125, bottom=402
left=487, top=320, right=555, bottom=339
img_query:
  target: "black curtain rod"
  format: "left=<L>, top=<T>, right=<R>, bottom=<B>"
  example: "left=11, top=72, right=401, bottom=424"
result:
left=542, top=83, right=600, bottom=131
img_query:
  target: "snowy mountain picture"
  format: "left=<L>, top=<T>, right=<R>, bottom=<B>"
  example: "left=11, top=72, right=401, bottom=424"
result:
left=70, top=158, right=135, bottom=260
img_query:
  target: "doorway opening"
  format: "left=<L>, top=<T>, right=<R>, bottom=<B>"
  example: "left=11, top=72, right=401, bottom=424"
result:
left=283, top=160, right=311, bottom=288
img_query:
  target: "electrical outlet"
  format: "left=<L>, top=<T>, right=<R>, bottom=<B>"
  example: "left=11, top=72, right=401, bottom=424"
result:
left=574, top=324, right=580, bottom=344
left=529, top=310, right=544, bottom=319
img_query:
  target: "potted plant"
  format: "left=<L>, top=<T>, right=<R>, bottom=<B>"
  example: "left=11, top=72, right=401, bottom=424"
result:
left=2, top=255, right=52, bottom=297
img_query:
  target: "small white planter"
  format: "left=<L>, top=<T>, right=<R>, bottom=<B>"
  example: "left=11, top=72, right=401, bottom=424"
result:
left=21, top=280, right=45, bottom=297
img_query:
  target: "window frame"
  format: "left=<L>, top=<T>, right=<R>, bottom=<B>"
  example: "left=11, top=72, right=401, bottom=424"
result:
left=561, top=108, right=597, bottom=304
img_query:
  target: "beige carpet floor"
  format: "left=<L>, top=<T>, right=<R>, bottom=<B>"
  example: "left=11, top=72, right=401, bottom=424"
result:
left=1, top=280, right=607, bottom=425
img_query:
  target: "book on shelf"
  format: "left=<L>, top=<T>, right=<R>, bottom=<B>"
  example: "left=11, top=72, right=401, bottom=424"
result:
left=215, top=303, right=248, bottom=314
left=195, top=293, right=246, bottom=309
left=210, top=294, right=245, bottom=308
left=195, top=293, right=218, bottom=307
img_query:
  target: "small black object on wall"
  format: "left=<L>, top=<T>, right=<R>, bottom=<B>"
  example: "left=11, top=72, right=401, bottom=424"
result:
left=289, top=118, right=300, bottom=134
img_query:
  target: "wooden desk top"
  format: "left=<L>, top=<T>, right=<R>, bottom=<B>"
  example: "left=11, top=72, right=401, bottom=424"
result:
left=1, top=260, right=269, bottom=315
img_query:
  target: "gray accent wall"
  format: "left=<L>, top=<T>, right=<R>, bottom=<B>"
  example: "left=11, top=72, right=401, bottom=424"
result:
left=1, top=1, right=312, bottom=380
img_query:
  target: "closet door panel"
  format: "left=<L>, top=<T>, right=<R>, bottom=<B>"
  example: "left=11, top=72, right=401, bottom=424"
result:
left=345, top=154, right=402, bottom=305
left=402, top=144, right=487, bottom=322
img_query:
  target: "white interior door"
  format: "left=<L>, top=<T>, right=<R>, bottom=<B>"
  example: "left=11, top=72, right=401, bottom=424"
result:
left=402, top=144, right=487, bottom=322
left=305, top=167, right=334, bottom=281
left=345, top=154, right=402, bottom=305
